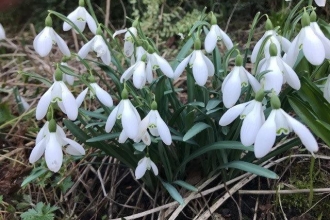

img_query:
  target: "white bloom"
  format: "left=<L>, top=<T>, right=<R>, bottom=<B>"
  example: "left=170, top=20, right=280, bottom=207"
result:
left=324, top=74, right=330, bottom=102
left=120, top=60, right=150, bottom=89
left=135, top=109, right=172, bottom=145
left=63, top=6, right=97, bottom=34
left=222, top=57, right=261, bottom=108
left=285, top=0, right=325, bottom=7
left=113, top=27, right=138, bottom=57
left=174, top=50, right=214, bottom=86
left=310, top=21, right=330, bottom=60
left=0, top=23, right=5, bottom=40
left=78, top=35, right=111, bottom=65
left=36, top=79, right=78, bottom=120
left=131, top=46, right=146, bottom=65
left=61, top=62, right=75, bottom=85
left=251, top=30, right=291, bottom=63
left=29, top=121, right=85, bottom=172
left=219, top=100, right=265, bottom=146
left=284, top=24, right=325, bottom=66
left=105, top=99, right=141, bottom=140
left=254, top=108, right=318, bottom=158
left=135, top=156, right=158, bottom=179
left=204, top=24, right=233, bottom=53
left=148, top=52, right=174, bottom=78
left=76, top=82, right=113, bottom=107
left=258, top=54, right=300, bottom=94
left=33, top=26, right=70, bottom=57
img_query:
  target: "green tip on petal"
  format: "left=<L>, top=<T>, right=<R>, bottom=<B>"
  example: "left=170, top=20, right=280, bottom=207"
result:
left=96, top=25, right=103, bottom=35
left=210, top=12, right=217, bottom=25
left=194, top=38, right=201, bottom=50
left=270, top=94, right=281, bottom=109
left=254, top=88, right=265, bottom=102
left=45, top=15, right=53, bottom=27
left=121, top=88, right=129, bottom=99
left=269, top=42, right=278, bottom=57
left=79, top=0, right=85, bottom=7
left=301, top=10, right=310, bottom=27
left=151, top=101, right=157, bottom=110
left=54, top=67, right=63, bottom=81
left=235, top=54, right=243, bottom=66
left=265, top=18, right=273, bottom=31
left=48, top=119, right=57, bottom=132
left=310, top=10, right=317, bottom=22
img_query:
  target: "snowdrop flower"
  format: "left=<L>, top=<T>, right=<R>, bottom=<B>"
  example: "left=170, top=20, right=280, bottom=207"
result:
left=324, top=74, right=330, bottom=102
left=204, top=13, right=233, bottom=53
left=222, top=54, right=261, bottom=108
left=310, top=11, right=330, bottom=60
left=285, top=0, right=325, bottom=7
left=147, top=49, right=174, bottom=78
left=78, top=27, right=111, bottom=65
left=254, top=95, right=318, bottom=158
left=251, top=18, right=291, bottom=63
left=60, top=62, right=75, bottom=85
left=76, top=80, right=113, bottom=107
left=33, top=15, right=70, bottom=57
left=135, top=101, right=172, bottom=145
left=258, top=43, right=300, bottom=94
left=174, top=38, right=214, bottom=86
left=29, top=119, right=85, bottom=172
left=105, top=88, right=141, bottom=140
left=63, top=0, right=97, bottom=34
left=284, top=10, right=326, bottom=66
left=36, top=68, right=78, bottom=120
left=219, top=90, right=265, bottom=146
left=130, top=45, right=147, bottom=65
left=135, top=156, right=158, bottom=179
left=0, top=23, right=5, bottom=40
left=113, top=24, right=138, bottom=57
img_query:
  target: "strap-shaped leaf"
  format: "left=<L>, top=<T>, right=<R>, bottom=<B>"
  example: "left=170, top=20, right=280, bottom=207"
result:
left=183, top=122, right=210, bottom=141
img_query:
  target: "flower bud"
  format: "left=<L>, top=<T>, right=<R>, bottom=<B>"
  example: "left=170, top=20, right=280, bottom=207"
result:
left=254, top=88, right=265, bottom=102
left=235, top=54, right=243, bottom=66
left=194, top=38, right=201, bottom=50
left=54, top=68, right=63, bottom=81
left=45, top=15, right=53, bottom=27
left=79, top=0, right=85, bottom=7
left=265, top=18, right=273, bottom=31
left=301, top=10, right=310, bottom=27
left=121, top=88, right=128, bottom=99
left=270, top=94, right=281, bottom=109
left=88, top=74, right=96, bottom=83
left=96, top=25, right=103, bottom=35
left=210, top=12, right=217, bottom=25
left=310, top=11, right=317, bottom=22
left=151, top=101, right=157, bottom=110
left=48, top=119, right=57, bottom=132
left=269, top=42, right=278, bottom=57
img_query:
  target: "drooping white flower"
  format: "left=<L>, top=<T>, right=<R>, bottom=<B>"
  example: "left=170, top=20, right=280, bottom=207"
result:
left=33, top=16, right=70, bottom=57
left=257, top=43, right=301, bottom=94
left=285, top=0, right=325, bottom=7
left=174, top=38, right=214, bottom=86
left=204, top=13, right=233, bottom=53
left=113, top=26, right=138, bottom=57
left=105, top=92, right=141, bottom=140
left=78, top=30, right=111, bottom=65
left=76, top=82, right=113, bottom=107
left=251, top=19, right=291, bottom=63
left=222, top=54, right=261, bottom=108
left=36, top=68, right=78, bottom=120
left=63, top=4, right=97, bottom=34
left=0, top=23, right=6, bottom=40
left=310, top=12, right=330, bottom=60
left=324, top=74, right=330, bottom=102
left=254, top=97, right=318, bottom=158
left=29, top=120, right=85, bottom=172
left=284, top=11, right=326, bottom=66
left=131, top=46, right=147, bottom=65
left=61, top=62, right=75, bottom=85
left=148, top=51, right=174, bottom=78
left=135, top=103, right=172, bottom=145
left=135, top=156, right=158, bottom=179
left=120, top=59, right=150, bottom=89
left=219, top=97, right=265, bottom=146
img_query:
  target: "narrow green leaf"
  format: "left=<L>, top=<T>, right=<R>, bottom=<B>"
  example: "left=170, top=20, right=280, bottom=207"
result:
left=183, top=122, right=210, bottom=141
left=161, top=180, right=184, bottom=205
left=87, top=133, right=121, bottom=142
left=173, top=180, right=198, bottom=192
left=18, top=71, right=51, bottom=87
left=220, top=161, right=278, bottom=179
left=206, top=100, right=221, bottom=111
left=21, top=168, right=48, bottom=187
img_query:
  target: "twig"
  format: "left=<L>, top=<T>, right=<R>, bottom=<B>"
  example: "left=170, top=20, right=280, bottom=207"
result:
left=239, top=188, right=330, bottom=195
left=104, top=0, right=111, bottom=37
left=225, top=0, right=240, bottom=32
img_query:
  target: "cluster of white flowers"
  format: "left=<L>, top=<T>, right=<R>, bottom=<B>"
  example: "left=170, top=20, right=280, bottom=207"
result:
left=28, top=0, right=329, bottom=180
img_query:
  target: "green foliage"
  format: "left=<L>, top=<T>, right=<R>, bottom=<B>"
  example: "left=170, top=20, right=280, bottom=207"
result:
left=20, top=202, right=58, bottom=220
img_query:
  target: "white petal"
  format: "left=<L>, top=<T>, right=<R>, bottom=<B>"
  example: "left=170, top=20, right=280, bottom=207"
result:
left=122, top=100, right=140, bottom=139
left=146, top=61, right=153, bottom=83
left=101, top=49, right=111, bottom=65
left=76, top=88, right=88, bottom=107
left=63, top=74, right=75, bottom=85
left=281, top=109, right=319, bottom=153
left=45, top=133, right=63, bottom=172
left=251, top=34, right=266, bottom=63
left=310, top=22, right=330, bottom=59
left=150, top=160, right=159, bottom=176
left=155, top=111, right=172, bottom=145
left=120, top=63, right=136, bottom=82
left=222, top=67, right=242, bottom=108
left=275, top=110, right=291, bottom=135
left=315, top=0, right=326, bottom=6
left=173, top=54, right=191, bottom=79
left=284, top=34, right=300, bottom=67
left=33, top=27, right=53, bottom=57
left=118, top=130, right=129, bottom=143
left=244, top=68, right=261, bottom=92
left=124, top=41, right=134, bottom=57
left=303, top=27, right=325, bottom=65
left=135, top=157, right=148, bottom=179
left=84, top=9, right=97, bottom=34
left=254, top=110, right=277, bottom=158
left=324, top=75, right=330, bottom=102
left=218, top=27, right=234, bottom=50
left=29, top=138, right=46, bottom=163
left=64, top=138, right=85, bottom=155
left=154, top=53, right=174, bottom=78
left=53, top=30, right=71, bottom=56
left=276, top=35, right=291, bottom=53
left=36, top=122, right=49, bottom=144
left=36, top=88, right=52, bottom=120
left=281, top=59, right=301, bottom=90
left=240, top=102, right=264, bottom=146
left=202, top=53, right=215, bottom=76
left=133, top=61, right=147, bottom=89
left=63, top=7, right=80, bottom=31
left=0, top=23, right=6, bottom=39
left=105, top=105, right=119, bottom=132
left=113, top=28, right=127, bottom=38
left=204, top=25, right=218, bottom=53
left=91, top=83, right=113, bottom=107
left=219, top=102, right=250, bottom=126
left=193, top=51, right=208, bottom=86
left=61, top=83, right=78, bottom=120
left=78, top=37, right=95, bottom=59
